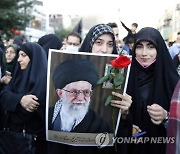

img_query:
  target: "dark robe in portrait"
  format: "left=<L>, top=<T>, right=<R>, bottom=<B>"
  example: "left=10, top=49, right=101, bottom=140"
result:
left=48, top=106, right=115, bottom=154
left=0, top=42, right=47, bottom=154
left=126, top=27, right=180, bottom=154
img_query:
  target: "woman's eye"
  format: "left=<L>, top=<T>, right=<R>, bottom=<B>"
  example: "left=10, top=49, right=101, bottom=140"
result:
left=19, top=54, right=27, bottom=57
left=95, top=41, right=102, bottom=45
left=148, top=45, right=155, bottom=49
left=108, top=42, right=114, bottom=47
left=136, top=45, right=142, bottom=49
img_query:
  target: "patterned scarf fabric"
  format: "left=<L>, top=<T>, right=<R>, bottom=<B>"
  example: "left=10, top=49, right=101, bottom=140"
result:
left=177, top=64, right=180, bottom=76
left=166, top=80, right=180, bottom=154
left=90, top=24, right=114, bottom=50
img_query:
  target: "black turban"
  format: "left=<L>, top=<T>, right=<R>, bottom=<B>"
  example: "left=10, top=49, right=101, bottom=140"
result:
left=53, top=59, right=99, bottom=89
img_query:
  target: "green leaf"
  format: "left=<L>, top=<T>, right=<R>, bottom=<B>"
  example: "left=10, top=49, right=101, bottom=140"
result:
left=97, top=74, right=110, bottom=85
left=109, top=74, right=113, bottom=81
left=111, top=68, right=119, bottom=74
left=105, top=95, right=112, bottom=107
left=113, top=73, right=125, bottom=87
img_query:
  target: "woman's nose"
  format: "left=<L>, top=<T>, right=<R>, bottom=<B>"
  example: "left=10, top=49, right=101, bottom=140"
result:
left=101, top=44, right=108, bottom=53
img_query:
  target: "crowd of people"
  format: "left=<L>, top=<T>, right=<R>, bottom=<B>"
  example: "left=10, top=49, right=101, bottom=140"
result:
left=0, top=21, right=179, bottom=154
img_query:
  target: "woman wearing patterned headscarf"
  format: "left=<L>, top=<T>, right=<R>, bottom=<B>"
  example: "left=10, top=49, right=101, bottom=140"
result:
left=79, top=24, right=117, bottom=54
left=0, top=42, right=47, bottom=153
left=126, top=27, right=179, bottom=154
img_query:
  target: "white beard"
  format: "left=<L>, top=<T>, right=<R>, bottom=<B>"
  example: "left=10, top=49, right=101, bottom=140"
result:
left=60, top=93, right=90, bottom=132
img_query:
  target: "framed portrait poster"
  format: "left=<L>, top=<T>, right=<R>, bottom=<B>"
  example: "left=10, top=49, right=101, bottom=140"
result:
left=46, top=50, right=131, bottom=146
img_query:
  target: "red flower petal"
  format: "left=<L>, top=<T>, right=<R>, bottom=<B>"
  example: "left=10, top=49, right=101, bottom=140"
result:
left=110, top=55, right=131, bottom=69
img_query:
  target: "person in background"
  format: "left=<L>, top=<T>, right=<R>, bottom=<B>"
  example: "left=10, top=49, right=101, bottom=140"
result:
left=123, top=36, right=135, bottom=55
left=106, top=23, right=120, bottom=48
left=120, top=21, right=138, bottom=55
left=166, top=80, right=180, bottom=154
left=61, top=32, right=82, bottom=52
left=13, top=36, right=23, bottom=47
left=120, top=21, right=138, bottom=41
left=79, top=24, right=117, bottom=54
left=169, top=32, right=180, bottom=59
left=126, top=27, right=179, bottom=154
left=0, top=35, right=5, bottom=52
left=0, top=44, right=20, bottom=90
left=107, top=22, right=128, bottom=55
left=0, top=42, right=47, bottom=154
left=38, top=34, right=62, bottom=58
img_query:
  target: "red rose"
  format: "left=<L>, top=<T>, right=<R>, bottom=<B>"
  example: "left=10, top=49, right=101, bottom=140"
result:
left=110, top=55, right=131, bottom=69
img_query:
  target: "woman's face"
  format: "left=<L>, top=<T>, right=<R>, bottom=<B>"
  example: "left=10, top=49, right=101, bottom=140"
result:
left=92, top=34, right=114, bottom=54
left=5, top=47, right=16, bottom=63
left=135, top=41, right=157, bottom=67
left=18, top=50, right=30, bottom=70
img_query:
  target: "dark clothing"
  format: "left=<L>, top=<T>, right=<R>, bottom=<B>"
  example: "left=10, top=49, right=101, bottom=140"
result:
left=13, top=36, right=23, bottom=47
left=173, top=54, right=179, bottom=67
left=0, top=38, right=5, bottom=52
left=0, top=42, right=47, bottom=153
left=79, top=24, right=117, bottom=54
left=48, top=107, right=114, bottom=154
left=0, top=44, right=20, bottom=91
left=127, top=27, right=179, bottom=154
left=38, top=34, right=62, bottom=58
left=121, top=21, right=136, bottom=44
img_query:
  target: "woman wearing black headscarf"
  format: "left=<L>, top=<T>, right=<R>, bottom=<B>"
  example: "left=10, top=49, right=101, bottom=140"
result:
left=126, top=27, right=179, bottom=154
left=0, top=42, right=47, bottom=153
left=0, top=44, right=20, bottom=90
left=79, top=24, right=118, bottom=54
left=38, top=34, right=63, bottom=58
left=1, top=44, right=20, bottom=73
left=13, top=36, right=23, bottom=47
